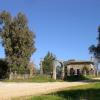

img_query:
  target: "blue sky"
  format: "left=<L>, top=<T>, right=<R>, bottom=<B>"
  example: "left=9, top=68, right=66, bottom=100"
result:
left=0, top=0, right=100, bottom=67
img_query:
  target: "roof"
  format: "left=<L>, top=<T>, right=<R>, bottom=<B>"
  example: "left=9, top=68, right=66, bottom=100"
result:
left=64, top=60, right=94, bottom=65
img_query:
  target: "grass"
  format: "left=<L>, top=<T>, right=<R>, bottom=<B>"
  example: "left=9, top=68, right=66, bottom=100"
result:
left=14, top=82, right=100, bottom=100
left=52, top=82, right=100, bottom=100
left=2, top=75, right=95, bottom=83
left=14, top=95, right=64, bottom=100
left=2, top=75, right=63, bottom=83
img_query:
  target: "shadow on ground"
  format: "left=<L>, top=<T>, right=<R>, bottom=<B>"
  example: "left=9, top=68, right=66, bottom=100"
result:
left=49, top=79, right=100, bottom=100
left=51, top=88, right=100, bottom=100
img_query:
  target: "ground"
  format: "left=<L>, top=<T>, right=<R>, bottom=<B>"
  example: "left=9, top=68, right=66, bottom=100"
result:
left=0, top=78, right=100, bottom=100
left=29, top=82, right=100, bottom=100
left=0, top=81, right=88, bottom=100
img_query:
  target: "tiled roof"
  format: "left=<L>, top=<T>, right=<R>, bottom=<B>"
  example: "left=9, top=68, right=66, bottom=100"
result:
left=64, top=60, right=94, bottom=65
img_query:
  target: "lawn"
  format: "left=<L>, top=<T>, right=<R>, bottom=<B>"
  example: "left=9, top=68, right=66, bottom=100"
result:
left=2, top=75, right=93, bottom=83
left=2, top=75, right=63, bottom=83
left=15, top=82, right=100, bottom=100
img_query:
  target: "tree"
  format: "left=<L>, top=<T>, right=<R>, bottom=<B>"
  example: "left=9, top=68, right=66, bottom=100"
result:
left=0, top=11, right=36, bottom=75
left=42, top=52, right=56, bottom=75
left=89, top=26, right=100, bottom=56
left=89, top=45, right=96, bottom=54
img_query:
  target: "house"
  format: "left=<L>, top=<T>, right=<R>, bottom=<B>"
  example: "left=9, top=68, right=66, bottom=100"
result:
left=64, top=60, right=95, bottom=76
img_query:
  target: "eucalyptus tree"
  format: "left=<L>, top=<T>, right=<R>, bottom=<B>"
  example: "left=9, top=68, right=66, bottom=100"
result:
left=0, top=11, right=36, bottom=75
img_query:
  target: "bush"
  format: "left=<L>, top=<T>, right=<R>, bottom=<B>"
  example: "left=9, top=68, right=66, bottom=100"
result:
left=64, top=75, right=89, bottom=82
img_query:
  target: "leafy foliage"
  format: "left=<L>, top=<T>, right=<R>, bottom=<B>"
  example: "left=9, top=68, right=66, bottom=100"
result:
left=42, top=52, right=56, bottom=74
left=89, top=45, right=96, bottom=54
left=0, top=11, right=36, bottom=73
left=89, top=26, right=100, bottom=56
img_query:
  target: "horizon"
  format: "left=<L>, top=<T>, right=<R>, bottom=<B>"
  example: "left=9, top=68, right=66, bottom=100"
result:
left=0, top=0, right=100, bottom=68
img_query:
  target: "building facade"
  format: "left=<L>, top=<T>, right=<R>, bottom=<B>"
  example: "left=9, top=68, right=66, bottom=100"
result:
left=64, top=60, right=95, bottom=76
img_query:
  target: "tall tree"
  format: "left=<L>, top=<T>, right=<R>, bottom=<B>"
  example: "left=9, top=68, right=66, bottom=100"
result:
left=42, top=52, right=56, bottom=74
left=89, top=26, right=100, bottom=56
left=0, top=11, right=36, bottom=74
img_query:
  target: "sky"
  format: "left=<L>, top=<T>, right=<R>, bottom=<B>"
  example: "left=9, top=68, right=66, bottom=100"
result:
left=0, top=0, right=100, bottom=68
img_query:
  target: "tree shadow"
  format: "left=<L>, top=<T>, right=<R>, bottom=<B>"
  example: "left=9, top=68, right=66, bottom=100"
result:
left=52, top=88, right=100, bottom=100
left=81, top=79, right=100, bottom=83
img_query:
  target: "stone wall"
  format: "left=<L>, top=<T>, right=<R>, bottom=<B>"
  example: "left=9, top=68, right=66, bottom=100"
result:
left=9, top=72, right=30, bottom=80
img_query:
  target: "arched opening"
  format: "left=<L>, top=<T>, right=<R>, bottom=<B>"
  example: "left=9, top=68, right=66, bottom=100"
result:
left=70, top=68, right=75, bottom=76
left=76, top=69, right=81, bottom=76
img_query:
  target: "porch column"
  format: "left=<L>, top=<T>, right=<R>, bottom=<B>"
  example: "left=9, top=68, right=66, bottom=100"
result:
left=61, top=62, right=65, bottom=80
left=53, top=61, right=56, bottom=80
left=40, top=59, right=43, bottom=75
left=94, top=58, right=99, bottom=76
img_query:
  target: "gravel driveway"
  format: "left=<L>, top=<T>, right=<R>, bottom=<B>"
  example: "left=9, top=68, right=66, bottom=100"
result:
left=0, top=81, right=89, bottom=100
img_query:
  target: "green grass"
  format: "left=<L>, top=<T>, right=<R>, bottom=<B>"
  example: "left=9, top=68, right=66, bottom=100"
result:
left=2, top=75, right=63, bottom=83
left=30, top=95, right=63, bottom=100
left=16, top=82, right=100, bottom=100
left=13, top=95, right=64, bottom=100
left=2, top=75, right=94, bottom=83
left=52, top=82, right=100, bottom=100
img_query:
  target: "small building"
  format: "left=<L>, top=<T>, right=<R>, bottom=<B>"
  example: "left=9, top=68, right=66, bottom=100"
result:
left=64, top=60, right=95, bottom=76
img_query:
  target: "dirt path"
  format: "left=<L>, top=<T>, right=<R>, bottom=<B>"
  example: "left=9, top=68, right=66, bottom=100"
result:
left=0, top=81, right=89, bottom=100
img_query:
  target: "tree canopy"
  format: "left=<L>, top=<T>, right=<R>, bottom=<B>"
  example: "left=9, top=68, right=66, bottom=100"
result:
left=42, top=52, right=56, bottom=74
left=0, top=11, right=36, bottom=74
left=89, top=26, right=100, bottom=57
